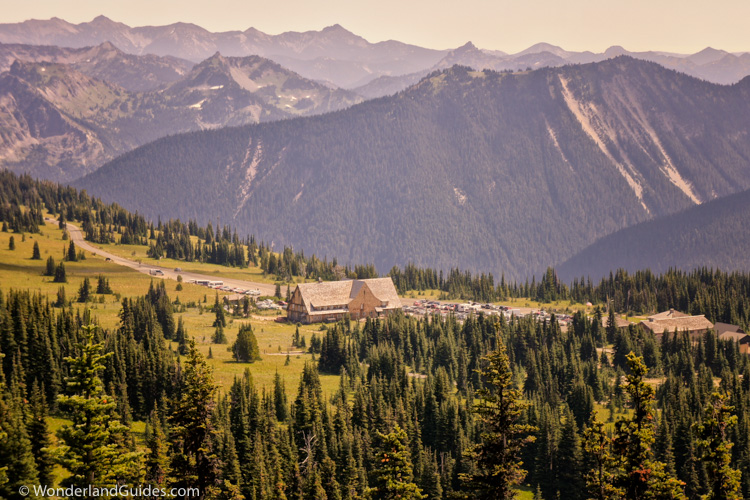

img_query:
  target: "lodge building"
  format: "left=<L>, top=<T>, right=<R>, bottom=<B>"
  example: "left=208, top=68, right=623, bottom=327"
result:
left=287, top=278, right=402, bottom=324
left=639, top=309, right=714, bottom=340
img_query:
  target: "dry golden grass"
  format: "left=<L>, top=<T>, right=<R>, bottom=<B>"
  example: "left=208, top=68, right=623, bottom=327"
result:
left=0, top=223, right=338, bottom=401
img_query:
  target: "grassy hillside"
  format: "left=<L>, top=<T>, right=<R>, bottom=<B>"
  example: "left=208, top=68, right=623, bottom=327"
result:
left=0, top=221, right=339, bottom=399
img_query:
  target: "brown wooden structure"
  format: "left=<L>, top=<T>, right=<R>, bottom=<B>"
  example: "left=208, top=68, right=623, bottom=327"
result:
left=287, top=278, right=402, bottom=324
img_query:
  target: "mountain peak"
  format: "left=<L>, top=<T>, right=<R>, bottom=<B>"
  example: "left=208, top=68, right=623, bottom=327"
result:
left=695, top=46, right=723, bottom=55
left=95, top=41, right=120, bottom=52
left=517, top=42, right=567, bottom=58
left=321, top=24, right=354, bottom=36
left=689, top=47, right=729, bottom=65
left=455, top=41, right=478, bottom=52
left=604, top=45, right=628, bottom=58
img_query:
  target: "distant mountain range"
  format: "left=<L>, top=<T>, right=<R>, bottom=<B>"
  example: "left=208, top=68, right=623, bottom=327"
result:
left=0, top=50, right=360, bottom=181
left=557, top=187, right=750, bottom=282
left=0, top=17, right=446, bottom=88
left=76, top=58, right=750, bottom=280
left=1, top=17, right=748, bottom=91
left=354, top=42, right=750, bottom=98
left=0, top=41, right=192, bottom=91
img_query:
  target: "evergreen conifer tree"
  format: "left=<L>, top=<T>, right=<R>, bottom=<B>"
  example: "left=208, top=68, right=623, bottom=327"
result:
left=367, top=425, right=424, bottom=499
left=213, top=294, right=227, bottom=328
left=273, top=372, right=288, bottom=422
left=460, top=338, right=537, bottom=499
left=176, top=317, right=189, bottom=355
left=555, top=406, right=586, bottom=500
left=31, top=241, right=41, bottom=260
left=67, top=241, right=77, bottom=262
left=583, top=413, right=621, bottom=500
left=145, top=406, right=171, bottom=487
left=27, top=381, right=54, bottom=485
left=53, top=261, right=67, bottom=283
left=213, top=324, right=227, bottom=344
left=613, top=353, right=686, bottom=499
left=169, top=339, right=232, bottom=495
left=55, top=286, right=67, bottom=308
left=78, top=277, right=91, bottom=303
left=695, top=392, right=742, bottom=500
left=45, top=256, right=55, bottom=276
left=231, top=324, right=261, bottom=362
left=0, top=353, right=39, bottom=499
left=54, top=325, right=141, bottom=490
left=8, top=236, right=15, bottom=250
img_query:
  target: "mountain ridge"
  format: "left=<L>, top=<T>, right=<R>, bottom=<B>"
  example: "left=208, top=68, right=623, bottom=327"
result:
left=75, top=57, right=750, bottom=280
left=557, top=187, right=750, bottom=282
left=0, top=51, right=361, bottom=180
left=3, top=16, right=749, bottom=90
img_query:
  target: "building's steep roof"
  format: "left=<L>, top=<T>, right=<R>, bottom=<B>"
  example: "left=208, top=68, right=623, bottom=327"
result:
left=602, top=316, right=632, bottom=328
left=714, top=322, right=745, bottom=335
left=719, top=331, right=750, bottom=343
left=296, top=280, right=353, bottom=309
left=641, top=314, right=714, bottom=334
left=361, top=278, right=401, bottom=307
left=647, top=309, right=689, bottom=320
left=294, top=278, right=401, bottom=311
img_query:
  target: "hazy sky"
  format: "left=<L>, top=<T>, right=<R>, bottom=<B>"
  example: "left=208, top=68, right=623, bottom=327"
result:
left=3, top=0, right=749, bottom=53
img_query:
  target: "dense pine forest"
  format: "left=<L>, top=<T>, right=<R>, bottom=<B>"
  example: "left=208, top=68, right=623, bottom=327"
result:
left=3, top=287, right=750, bottom=499
left=2, top=169, right=750, bottom=499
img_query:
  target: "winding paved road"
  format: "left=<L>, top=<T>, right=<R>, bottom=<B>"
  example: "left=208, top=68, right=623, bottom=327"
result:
left=55, top=219, right=277, bottom=296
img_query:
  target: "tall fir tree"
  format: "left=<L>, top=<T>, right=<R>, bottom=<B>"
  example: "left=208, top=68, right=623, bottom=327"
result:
left=694, top=392, right=742, bottom=500
left=460, top=338, right=537, bottom=499
left=169, top=339, right=238, bottom=497
left=213, top=294, right=227, bottom=328
left=213, top=324, right=228, bottom=345
left=612, top=353, right=686, bottom=499
left=45, top=256, right=55, bottom=276
left=0, top=352, right=39, bottom=500
left=27, top=381, right=54, bottom=486
left=54, top=326, right=141, bottom=492
left=231, top=324, right=261, bottom=363
left=583, top=413, right=622, bottom=500
left=53, top=261, right=67, bottom=283
left=31, top=241, right=40, bottom=260
left=145, top=406, right=171, bottom=487
left=67, top=240, right=77, bottom=262
left=555, top=405, right=586, bottom=500
left=366, top=425, right=424, bottom=499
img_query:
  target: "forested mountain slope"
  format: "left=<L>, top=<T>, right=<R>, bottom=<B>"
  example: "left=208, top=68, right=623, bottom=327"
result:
left=77, top=58, right=750, bottom=280
left=0, top=53, right=360, bottom=181
left=557, top=187, right=750, bottom=282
